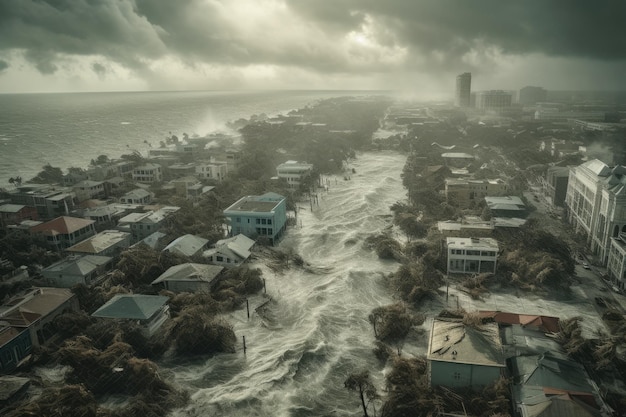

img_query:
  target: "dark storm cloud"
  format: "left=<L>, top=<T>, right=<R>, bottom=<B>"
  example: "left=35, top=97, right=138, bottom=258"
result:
left=0, top=60, right=8, bottom=72
left=0, top=0, right=624, bottom=79
left=0, top=0, right=166, bottom=73
left=92, top=62, right=106, bottom=77
left=287, top=0, right=626, bottom=61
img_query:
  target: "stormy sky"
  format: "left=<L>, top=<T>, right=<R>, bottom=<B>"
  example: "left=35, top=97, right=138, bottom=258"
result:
left=0, top=0, right=625, bottom=96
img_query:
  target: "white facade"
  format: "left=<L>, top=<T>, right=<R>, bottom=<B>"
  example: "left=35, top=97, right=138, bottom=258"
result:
left=607, top=235, right=626, bottom=290
left=276, top=160, right=313, bottom=189
left=196, top=161, right=228, bottom=181
left=132, top=164, right=163, bottom=183
left=446, top=237, right=499, bottom=275
left=565, top=159, right=626, bottom=265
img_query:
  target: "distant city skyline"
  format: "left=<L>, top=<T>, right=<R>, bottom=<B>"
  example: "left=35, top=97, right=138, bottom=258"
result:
left=1, top=1, right=625, bottom=96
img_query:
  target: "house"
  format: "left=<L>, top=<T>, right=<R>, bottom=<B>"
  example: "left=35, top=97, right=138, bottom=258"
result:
left=131, top=163, right=163, bottom=183
left=223, top=192, right=287, bottom=245
left=72, top=180, right=106, bottom=202
left=204, top=234, right=255, bottom=267
left=541, top=166, right=570, bottom=208
left=30, top=216, right=96, bottom=250
left=0, top=287, right=79, bottom=372
left=135, top=231, right=167, bottom=250
left=40, top=255, right=113, bottom=288
left=437, top=216, right=494, bottom=237
left=445, top=178, right=509, bottom=208
left=3, top=184, right=76, bottom=220
left=78, top=204, right=131, bottom=229
left=0, top=204, right=38, bottom=227
left=427, top=318, right=505, bottom=388
left=446, top=237, right=499, bottom=275
left=484, top=196, right=528, bottom=218
left=441, top=152, right=475, bottom=168
left=163, top=234, right=209, bottom=258
left=117, top=206, right=179, bottom=242
left=196, top=160, right=228, bottom=181
left=510, top=352, right=608, bottom=417
left=119, top=188, right=153, bottom=205
left=276, top=160, right=314, bottom=189
left=151, top=263, right=223, bottom=293
left=91, top=294, right=169, bottom=336
left=65, top=230, right=131, bottom=257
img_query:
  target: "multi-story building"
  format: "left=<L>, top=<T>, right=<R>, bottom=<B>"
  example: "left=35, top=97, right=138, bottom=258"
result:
left=607, top=233, right=626, bottom=290
left=444, top=178, right=508, bottom=208
left=565, top=159, right=626, bottom=265
left=541, top=166, right=570, bottom=208
left=276, top=160, right=314, bottom=189
left=475, top=90, right=512, bottom=111
left=196, top=160, right=228, bottom=181
left=30, top=216, right=97, bottom=250
left=132, top=163, right=163, bottom=183
left=117, top=206, right=180, bottom=242
left=0, top=204, right=38, bottom=227
left=223, top=192, right=287, bottom=245
left=518, top=86, right=547, bottom=105
left=72, top=180, right=106, bottom=202
left=446, top=237, right=499, bottom=275
left=455, top=72, right=471, bottom=107
left=2, top=184, right=76, bottom=220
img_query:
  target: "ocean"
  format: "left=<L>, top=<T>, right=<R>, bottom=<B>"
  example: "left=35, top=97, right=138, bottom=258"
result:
left=0, top=90, right=379, bottom=186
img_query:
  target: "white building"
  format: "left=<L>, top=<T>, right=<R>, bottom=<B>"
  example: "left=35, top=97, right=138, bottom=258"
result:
left=132, top=163, right=163, bottom=183
left=120, top=188, right=153, bottom=204
left=276, top=160, right=314, bottom=189
left=446, top=237, right=499, bottom=275
left=607, top=234, right=626, bottom=290
left=565, top=159, right=626, bottom=265
left=196, top=161, right=228, bottom=181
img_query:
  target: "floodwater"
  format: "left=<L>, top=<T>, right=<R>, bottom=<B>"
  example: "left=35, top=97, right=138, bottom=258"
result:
left=164, top=151, right=606, bottom=416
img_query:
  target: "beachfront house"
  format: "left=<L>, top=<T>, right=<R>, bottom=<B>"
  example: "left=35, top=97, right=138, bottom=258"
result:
left=446, top=237, right=499, bottom=275
left=223, top=192, right=287, bottom=245
left=196, top=160, right=228, bottom=181
left=65, top=229, right=131, bottom=257
left=0, top=288, right=79, bottom=372
left=72, top=180, right=106, bottom=202
left=41, top=254, right=113, bottom=288
left=91, top=294, right=170, bottom=337
left=276, top=160, right=314, bottom=189
left=117, top=206, right=180, bottom=242
left=0, top=204, right=38, bottom=227
left=131, top=163, right=163, bottom=184
left=162, top=234, right=209, bottom=258
left=204, top=234, right=255, bottom=267
left=30, top=216, right=97, bottom=251
left=3, top=184, right=76, bottom=220
left=119, top=188, right=153, bottom=205
left=151, top=263, right=224, bottom=293
left=427, top=318, right=506, bottom=388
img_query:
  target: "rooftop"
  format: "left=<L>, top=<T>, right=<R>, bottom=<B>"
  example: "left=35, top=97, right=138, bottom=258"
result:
left=92, top=294, right=168, bottom=320
left=224, top=193, right=285, bottom=214
left=66, top=230, right=130, bottom=254
left=30, top=216, right=95, bottom=236
left=152, top=263, right=223, bottom=284
left=42, top=254, right=112, bottom=276
left=0, top=287, right=75, bottom=327
left=163, top=234, right=209, bottom=257
left=427, top=319, right=505, bottom=367
left=0, top=204, right=27, bottom=213
left=446, top=237, right=499, bottom=251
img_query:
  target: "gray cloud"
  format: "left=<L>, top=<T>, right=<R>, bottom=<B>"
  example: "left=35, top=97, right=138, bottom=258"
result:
left=91, top=62, right=106, bottom=77
left=0, top=0, right=624, bottom=89
left=0, top=59, right=8, bottom=72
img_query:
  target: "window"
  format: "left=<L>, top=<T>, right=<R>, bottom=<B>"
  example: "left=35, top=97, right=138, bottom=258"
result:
left=261, top=219, right=267, bottom=225
left=216, top=256, right=223, bottom=262
left=236, top=217, right=241, bottom=223
left=453, top=372, right=461, bottom=380
left=256, top=219, right=261, bottom=224
left=268, top=219, right=272, bottom=225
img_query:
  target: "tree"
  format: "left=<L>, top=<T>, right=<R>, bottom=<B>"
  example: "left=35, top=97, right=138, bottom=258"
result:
left=345, top=371, right=378, bottom=417
left=30, top=163, right=63, bottom=184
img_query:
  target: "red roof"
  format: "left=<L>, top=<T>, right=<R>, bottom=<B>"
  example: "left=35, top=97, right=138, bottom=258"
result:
left=30, top=216, right=94, bottom=235
left=479, top=310, right=560, bottom=333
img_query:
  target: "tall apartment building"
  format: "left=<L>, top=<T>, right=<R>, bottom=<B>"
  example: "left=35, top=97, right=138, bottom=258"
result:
left=519, top=86, right=547, bottom=105
left=565, top=159, right=626, bottom=265
left=455, top=72, right=471, bottom=107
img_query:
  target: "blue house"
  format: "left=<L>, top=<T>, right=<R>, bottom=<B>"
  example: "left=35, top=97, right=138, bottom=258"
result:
left=223, top=192, right=287, bottom=245
left=0, top=327, right=32, bottom=374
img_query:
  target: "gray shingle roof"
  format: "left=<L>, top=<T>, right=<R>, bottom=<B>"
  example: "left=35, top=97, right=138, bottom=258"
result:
left=91, top=294, right=168, bottom=320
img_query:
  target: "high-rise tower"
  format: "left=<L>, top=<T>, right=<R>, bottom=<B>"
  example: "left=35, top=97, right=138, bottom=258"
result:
left=455, top=72, right=471, bottom=107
